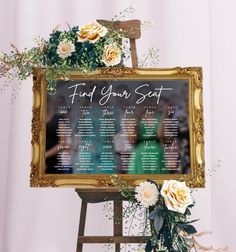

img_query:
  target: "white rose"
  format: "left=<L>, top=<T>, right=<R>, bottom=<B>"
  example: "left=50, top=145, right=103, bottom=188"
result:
left=77, top=20, right=108, bottom=43
left=135, top=181, right=159, bottom=208
left=56, top=40, right=75, bottom=59
left=102, top=43, right=121, bottom=67
left=161, top=180, right=193, bottom=214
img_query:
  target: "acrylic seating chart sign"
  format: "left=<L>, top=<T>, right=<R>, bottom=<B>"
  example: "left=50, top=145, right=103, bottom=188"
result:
left=30, top=67, right=205, bottom=188
left=0, top=18, right=204, bottom=188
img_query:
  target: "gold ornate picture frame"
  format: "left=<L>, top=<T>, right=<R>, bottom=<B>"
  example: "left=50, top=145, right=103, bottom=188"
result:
left=30, top=67, right=205, bottom=188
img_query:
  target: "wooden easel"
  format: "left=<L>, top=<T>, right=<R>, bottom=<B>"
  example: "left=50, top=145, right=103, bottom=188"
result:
left=97, top=19, right=141, bottom=68
left=76, top=20, right=149, bottom=252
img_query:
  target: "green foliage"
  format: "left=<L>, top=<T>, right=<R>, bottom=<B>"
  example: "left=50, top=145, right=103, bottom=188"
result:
left=146, top=203, right=198, bottom=251
left=110, top=174, right=136, bottom=202
left=0, top=22, right=122, bottom=92
left=112, top=176, right=198, bottom=252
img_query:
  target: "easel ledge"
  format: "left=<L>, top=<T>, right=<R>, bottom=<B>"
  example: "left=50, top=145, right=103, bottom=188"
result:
left=76, top=188, right=122, bottom=203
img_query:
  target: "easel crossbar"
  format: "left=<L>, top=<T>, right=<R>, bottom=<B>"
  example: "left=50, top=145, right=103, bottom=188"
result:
left=77, top=236, right=151, bottom=244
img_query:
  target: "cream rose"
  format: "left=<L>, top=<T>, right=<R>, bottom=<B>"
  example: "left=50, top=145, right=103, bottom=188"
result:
left=56, top=40, right=75, bottom=59
left=102, top=43, right=121, bottom=67
left=161, top=180, right=193, bottom=214
left=77, top=20, right=108, bottom=43
left=135, top=181, right=159, bottom=208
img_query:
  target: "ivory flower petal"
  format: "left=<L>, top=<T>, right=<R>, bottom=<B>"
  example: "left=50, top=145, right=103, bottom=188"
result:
left=56, top=40, right=75, bottom=59
left=135, top=181, right=159, bottom=208
left=102, top=43, right=121, bottom=67
left=161, top=180, right=193, bottom=214
left=77, top=20, right=108, bottom=43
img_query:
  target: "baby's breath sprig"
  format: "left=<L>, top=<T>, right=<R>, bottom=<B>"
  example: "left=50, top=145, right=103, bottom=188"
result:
left=141, top=20, right=155, bottom=31
left=112, top=5, right=136, bottom=21
left=138, top=47, right=160, bottom=68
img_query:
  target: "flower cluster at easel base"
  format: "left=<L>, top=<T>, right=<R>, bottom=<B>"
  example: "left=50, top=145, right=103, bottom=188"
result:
left=0, top=20, right=123, bottom=93
left=111, top=175, right=199, bottom=252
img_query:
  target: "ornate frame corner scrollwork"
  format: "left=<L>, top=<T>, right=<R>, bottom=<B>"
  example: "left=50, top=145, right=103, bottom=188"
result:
left=30, top=67, right=205, bottom=188
left=177, top=67, right=205, bottom=187
left=30, top=69, right=57, bottom=187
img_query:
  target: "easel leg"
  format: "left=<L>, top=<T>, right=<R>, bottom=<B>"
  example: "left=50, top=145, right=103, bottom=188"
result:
left=77, top=200, right=87, bottom=252
left=114, top=200, right=123, bottom=252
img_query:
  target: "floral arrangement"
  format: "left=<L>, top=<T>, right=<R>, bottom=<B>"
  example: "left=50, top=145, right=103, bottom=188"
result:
left=0, top=20, right=122, bottom=93
left=0, top=7, right=160, bottom=100
left=112, top=176, right=197, bottom=252
left=111, top=175, right=228, bottom=252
